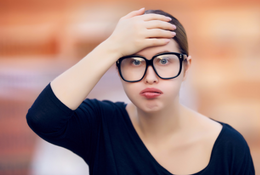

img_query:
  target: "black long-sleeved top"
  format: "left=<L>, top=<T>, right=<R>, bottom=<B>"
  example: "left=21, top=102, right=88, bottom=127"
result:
left=26, top=84, right=255, bottom=175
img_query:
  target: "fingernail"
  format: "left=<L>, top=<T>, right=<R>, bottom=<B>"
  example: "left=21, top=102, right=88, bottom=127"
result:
left=172, top=25, right=176, bottom=29
left=172, top=32, right=176, bottom=36
left=139, top=7, right=145, bottom=11
left=166, top=17, right=172, bottom=21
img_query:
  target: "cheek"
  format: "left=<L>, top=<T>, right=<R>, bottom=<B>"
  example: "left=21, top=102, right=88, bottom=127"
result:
left=121, top=81, right=139, bottom=102
left=164, top=80, right=182, bottom=96
left=121, top=82, right=130, bottom=97
left=162, top=75, right=184, bottom=99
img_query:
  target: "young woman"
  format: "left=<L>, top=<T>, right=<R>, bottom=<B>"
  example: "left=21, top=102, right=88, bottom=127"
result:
left=27, top=8, right=255, bottom=174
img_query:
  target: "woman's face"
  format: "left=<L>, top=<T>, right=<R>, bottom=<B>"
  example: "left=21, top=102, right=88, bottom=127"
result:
left=120, top=40, right=189, bottom=113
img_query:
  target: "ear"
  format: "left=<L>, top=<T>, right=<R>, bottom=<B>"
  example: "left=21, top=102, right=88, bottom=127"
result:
left=182, top=55, right=192, bottom=81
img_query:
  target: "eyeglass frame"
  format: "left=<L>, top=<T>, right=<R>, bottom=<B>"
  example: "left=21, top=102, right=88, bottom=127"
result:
left=116, top=52, right=188, bottom=83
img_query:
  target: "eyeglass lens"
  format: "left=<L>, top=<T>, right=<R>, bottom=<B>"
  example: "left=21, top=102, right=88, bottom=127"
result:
left=120, top=54, right=181, bottom=82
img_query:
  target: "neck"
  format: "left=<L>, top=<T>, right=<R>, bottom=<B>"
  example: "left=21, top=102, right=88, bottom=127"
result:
left=135, top=100, right=184, bottom=144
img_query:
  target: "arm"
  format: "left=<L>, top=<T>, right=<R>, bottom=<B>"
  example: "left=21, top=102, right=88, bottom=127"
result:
left=26, top=84, right=119, bottom=162
left=51, top=8, right=176, bottom=110
left=26, top=8, right=175, bottom=155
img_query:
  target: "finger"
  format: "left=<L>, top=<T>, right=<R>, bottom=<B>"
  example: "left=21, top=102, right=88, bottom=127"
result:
left=144, top=38, right=171, bottom=47
left=145, top=29, right=176, bottom=38
left=142, top=13, right=171, bottom=22
left=121, top=8, right=145, bottom=20
left=145, top=20, right=176, bottom=30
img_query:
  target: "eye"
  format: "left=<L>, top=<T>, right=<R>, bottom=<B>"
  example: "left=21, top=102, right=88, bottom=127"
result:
left=159, top=58, right=169, bottom=65
left=133, top=59, right=141, bottom=65
left=130, top=58, right=144, bottom=66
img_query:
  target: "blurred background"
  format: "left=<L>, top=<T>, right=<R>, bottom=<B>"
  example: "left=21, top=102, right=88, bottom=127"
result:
left=0, top=0, right=259, bottom=174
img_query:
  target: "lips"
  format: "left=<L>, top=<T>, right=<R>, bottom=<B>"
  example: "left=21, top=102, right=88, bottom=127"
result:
left=140, top=88, right=163, bottom=99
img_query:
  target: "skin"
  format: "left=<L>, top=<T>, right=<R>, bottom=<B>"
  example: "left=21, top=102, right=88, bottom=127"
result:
left=123, top=40, right=222, bottom=174
left=51, top=8, right=175, bottom=109
left=50, top=8, right=223, bottom=174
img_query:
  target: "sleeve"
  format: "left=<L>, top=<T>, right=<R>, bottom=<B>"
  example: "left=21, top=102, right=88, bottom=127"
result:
left=225, top=125, right=255, bottom=175
left=26, top=83, right=107, bottom=163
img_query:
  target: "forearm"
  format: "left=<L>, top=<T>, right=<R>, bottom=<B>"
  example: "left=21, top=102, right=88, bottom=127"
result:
left=50, top=9, right=174, bottom=110
left=51, top=40, right=120, bottom=110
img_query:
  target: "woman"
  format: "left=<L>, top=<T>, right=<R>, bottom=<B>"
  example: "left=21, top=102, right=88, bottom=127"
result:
left=26, top=8, right=255, bottom=174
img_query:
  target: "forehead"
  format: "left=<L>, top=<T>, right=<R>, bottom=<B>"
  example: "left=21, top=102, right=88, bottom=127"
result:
left=136, top=40, right=180, bottom=58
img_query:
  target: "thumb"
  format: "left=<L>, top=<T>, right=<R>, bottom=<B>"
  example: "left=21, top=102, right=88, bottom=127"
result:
left=121, top=8, right=145, bottom=19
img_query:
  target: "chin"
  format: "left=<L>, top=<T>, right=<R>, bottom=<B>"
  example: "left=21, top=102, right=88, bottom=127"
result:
left=132, top=96, right=166, bottom=113
left=142, top=102, right=163, bottom=112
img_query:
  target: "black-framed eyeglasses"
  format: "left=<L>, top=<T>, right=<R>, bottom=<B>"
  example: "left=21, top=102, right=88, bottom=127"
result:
left=116, top=52, right=187, bottom=82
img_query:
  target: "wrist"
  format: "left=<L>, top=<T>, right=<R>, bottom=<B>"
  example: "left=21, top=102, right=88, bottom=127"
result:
left=99, top=37, right=122, bottom=59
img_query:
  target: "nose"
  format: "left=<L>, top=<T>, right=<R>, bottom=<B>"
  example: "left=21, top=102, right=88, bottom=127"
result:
left=144, top=66, right=159, bottom=84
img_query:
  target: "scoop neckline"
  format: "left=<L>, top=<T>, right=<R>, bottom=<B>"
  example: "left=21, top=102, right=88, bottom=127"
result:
left=122, top=105, right=225, bottom=175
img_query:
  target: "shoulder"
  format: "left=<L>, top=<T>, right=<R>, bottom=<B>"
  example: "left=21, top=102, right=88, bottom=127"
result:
left=216, top=122, right=251, bottom=153
left=188, top=108, right=249, bottom=151
left=184, top=107, right=255, bottom=172
left=186, top=107, right=251, bottom=156
left=213, top=122, right=255, bottom=173
left=213, top=121, right=254, bottom=167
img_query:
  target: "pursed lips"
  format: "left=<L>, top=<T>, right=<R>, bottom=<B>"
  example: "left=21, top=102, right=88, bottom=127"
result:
left=140, top=88, right=163, bottom=99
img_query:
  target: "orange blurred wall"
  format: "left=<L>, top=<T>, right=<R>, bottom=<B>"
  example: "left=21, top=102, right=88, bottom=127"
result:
left=0, top=0, right=259, bottom=174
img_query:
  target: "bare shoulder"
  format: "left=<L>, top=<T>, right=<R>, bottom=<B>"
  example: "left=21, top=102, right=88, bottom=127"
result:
left=181, top=105, right=223, bottom=145
left=183, top=105, right=222, bottom=130
left=196, top=111, right=222, bottom=137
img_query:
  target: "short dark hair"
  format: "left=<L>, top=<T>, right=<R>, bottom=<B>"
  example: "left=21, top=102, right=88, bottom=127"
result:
left=144, top=9, right=189, bottom=56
